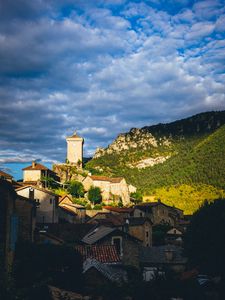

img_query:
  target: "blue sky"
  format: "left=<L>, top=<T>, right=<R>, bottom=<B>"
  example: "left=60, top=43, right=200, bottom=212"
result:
left=0, top=0, right=225, bottom=179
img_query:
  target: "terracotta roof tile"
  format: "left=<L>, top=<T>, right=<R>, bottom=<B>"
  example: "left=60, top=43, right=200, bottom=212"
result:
left=75, top=245, right=121, bottom=263
left=22, top=163, right=49, bottom=171
left=103, top=206, right=134, bottom=213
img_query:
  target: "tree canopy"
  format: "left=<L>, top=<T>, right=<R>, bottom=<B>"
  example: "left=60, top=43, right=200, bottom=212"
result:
left=184, top=199, right=225, bottom=277
left=88, top=186, right=102, bottom=204
left=67, top=180, right=84, bottom=198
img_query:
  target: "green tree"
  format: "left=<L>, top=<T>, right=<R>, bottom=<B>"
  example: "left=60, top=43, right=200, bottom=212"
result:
left=185, top=199, right=225, bottom=278
left=67, top=181, right=84, bottom=198
left=88, top=186, right=102, bottom=204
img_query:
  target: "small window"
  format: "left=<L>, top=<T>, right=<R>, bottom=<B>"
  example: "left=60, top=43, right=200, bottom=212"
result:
left=146, top=231, right=149, bottom=237
left=140, top=212, right=143, bottom=217
left=50, top=198, right=53, bottom=204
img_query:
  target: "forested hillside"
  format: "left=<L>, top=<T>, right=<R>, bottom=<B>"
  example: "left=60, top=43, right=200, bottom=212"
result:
left=86, top=111, right=225, bottom=213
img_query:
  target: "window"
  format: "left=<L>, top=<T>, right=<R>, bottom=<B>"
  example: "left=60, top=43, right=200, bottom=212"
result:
left=140, top=212, right=143, bottom=217
left=112, top=236, right=123, bottom=256
left=50, top=198, right=53, bottom=204
left=146, top=231, right=149, bottom=237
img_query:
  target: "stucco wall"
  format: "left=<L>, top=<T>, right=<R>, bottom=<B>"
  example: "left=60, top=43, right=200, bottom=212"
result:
left=23, top=170, right=41, bottom=182
left=17, top=188, right=58, bottom=223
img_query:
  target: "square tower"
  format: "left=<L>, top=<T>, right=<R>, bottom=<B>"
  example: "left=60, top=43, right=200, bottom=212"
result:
left=66, top=131, right=84, bottom=165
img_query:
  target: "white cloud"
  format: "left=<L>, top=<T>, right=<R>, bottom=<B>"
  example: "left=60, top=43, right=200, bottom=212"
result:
left=0, top=0, right=224, bottom=164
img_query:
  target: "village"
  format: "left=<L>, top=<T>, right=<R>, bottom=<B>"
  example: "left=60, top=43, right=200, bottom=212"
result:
left=0, top=132, right=221, bottom=300
left=0, top=132, right=225, bottom=300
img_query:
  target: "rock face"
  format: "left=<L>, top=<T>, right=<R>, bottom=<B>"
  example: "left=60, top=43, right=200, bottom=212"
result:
left=93, top=111, right=225, bottom=166
left=53, top=164, right=86, bottom=183
left=94, top=128, right=171, bottom=159
left=135, top=156, right=170, bottom=169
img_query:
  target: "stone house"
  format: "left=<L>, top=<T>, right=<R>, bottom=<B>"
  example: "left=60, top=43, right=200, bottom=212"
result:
left=22, top=161, right=59, bottom=185
left=82, top=175, right=131, bottom=206
left=58, top=195, right=86, bottom=223
left=135, top=201, right=183, bottom=226
left=16, top=185, right=59, bottom=223
left=82, top=225, right=141, bottom=268
left=126, top=218, right=152, bottom=247
left=87, top=211, right=153, bottom=247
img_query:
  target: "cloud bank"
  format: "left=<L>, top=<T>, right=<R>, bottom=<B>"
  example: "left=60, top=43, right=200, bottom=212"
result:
left=0, top=0, right=225, bottom=165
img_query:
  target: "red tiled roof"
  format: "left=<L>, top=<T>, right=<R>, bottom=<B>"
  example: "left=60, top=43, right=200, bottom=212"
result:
left=22, top=163, right=49, bottom=171
left=90, top=175, right=123, bottom=183
left=59, top=205, right=78, bottom=215
left=0, top=170, right=13, bottom=178
left=103, top=206, right=134, bottom=213
left=75, top=245, right=121, bottom=263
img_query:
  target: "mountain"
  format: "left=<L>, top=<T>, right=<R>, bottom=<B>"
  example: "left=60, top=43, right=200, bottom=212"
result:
left=86, top=111, right=225, bottom=213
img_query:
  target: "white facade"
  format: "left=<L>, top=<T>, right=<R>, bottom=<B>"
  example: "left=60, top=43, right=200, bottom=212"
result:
left=66, top=132, right=84, bottom=165
left=16, top=186, right=58, bottom=223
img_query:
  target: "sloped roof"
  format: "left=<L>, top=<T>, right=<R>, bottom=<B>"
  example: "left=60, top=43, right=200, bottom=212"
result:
left=83, top=258, right=127, bottom=282
left=0, top=170, right=13, bottom=179
left=127, top=217, right=152, bottom=226
left=103, top=206, right=134, bottom=213
left=44, top=223, right=96, bottom=243
left=90, top=175, right=123, bottom=183
left=82, top=226, right=116, bottom=245
left=75, top=245, right=121, bottom=263
left=16, top=185, right=59, bottom=197
left=22, top=163, right=49, bottom=171
left=88, top=213, right=125, bottom=227
left=136, top=201, right=183, bottom=213
left=67, top=131, right=82, bottom=139
left=59, top=205, right=78, bottom=216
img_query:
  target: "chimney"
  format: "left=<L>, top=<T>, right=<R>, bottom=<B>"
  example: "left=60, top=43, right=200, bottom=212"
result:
left=32, top=161, right=36, bottom=168
left=164, top=248, right=174, bottom=261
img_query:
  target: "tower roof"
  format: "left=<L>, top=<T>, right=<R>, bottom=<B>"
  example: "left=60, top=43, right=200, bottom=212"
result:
left=66, top=131, right=83, bottom=139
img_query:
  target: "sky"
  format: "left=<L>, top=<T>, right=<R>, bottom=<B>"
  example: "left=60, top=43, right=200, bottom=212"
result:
left=0, top=0, right=225, bottom=179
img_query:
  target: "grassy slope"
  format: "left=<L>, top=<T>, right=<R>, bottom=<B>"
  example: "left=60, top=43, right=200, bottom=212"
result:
left=86, top=125, right=225, bottom=213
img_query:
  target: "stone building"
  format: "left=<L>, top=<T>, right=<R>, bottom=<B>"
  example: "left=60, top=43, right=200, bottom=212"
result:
left=66, top=131, right=84, bottom=165
left=16, top=185, right=59, bottom=224
left=82, top=225, right=141, bottom=268
left=135, top=201, right=183, bottom=226
left=58, top=195, right=86, bottom=223
left=23, top=161, right=59, bottom=185
left=83, top=175, right=131, bottom=206
left=126, top=218, right=152, bottom=247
